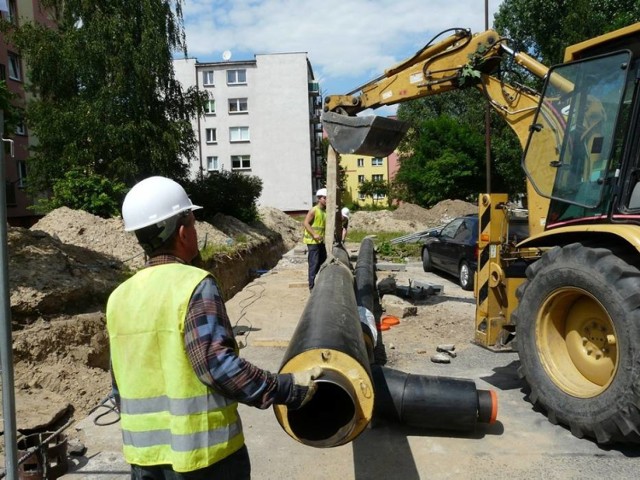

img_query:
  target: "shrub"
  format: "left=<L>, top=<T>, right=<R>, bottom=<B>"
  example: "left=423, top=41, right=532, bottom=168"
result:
left=31, top=168, right=127, bottom=218
left=186, top=170, right=263, bottom=223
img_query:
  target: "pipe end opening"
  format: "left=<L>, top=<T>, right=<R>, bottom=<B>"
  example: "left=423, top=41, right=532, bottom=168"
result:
left=477, top=389, right=498, bottom=424
left=287, top=380, right=356, bottom=447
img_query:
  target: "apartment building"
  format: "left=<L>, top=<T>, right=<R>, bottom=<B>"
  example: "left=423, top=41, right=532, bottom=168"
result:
left=0, top=0, right=51, bottom=226
left=174, top=52, right=323, bottom=213
left=341, top=153, right=389, bottom=207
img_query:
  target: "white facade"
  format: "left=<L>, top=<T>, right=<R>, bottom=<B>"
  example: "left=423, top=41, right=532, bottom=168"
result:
left=173, top=53, right=323, bottom=212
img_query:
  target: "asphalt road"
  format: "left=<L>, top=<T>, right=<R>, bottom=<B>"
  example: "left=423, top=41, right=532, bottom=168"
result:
left=61, top=252, right=640, bottom=479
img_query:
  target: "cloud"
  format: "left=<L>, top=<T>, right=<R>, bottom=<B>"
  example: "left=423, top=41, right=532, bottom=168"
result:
left=183, top=0, right=503, bottom=99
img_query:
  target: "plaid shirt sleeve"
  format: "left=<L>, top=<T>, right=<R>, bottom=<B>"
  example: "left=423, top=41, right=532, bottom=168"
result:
left=184, top=276, right=294, bottom=409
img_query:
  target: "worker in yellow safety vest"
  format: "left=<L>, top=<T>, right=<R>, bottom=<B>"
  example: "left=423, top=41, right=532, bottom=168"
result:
left=303, top=188, right=327, bottom=289
left=107, top=176, right=323, bottom=479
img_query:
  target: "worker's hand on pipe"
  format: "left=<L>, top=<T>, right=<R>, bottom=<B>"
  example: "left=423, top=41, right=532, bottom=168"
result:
left=289, top=367, right=324, bottom=409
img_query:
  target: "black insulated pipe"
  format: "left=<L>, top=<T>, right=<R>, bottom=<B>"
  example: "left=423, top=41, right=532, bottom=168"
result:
left=273, top=259, right=374, bottom=448
left=371, top=365, right=498, bottom=431
left=354, top=237, right=379, bottom=362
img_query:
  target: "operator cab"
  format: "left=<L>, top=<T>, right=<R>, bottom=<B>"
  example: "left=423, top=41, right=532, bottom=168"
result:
left=522, top=25, right=640, bottom=231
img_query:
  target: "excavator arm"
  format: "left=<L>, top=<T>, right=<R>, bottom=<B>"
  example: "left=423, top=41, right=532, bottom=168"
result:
left=322, top=28, right=552, bottom=157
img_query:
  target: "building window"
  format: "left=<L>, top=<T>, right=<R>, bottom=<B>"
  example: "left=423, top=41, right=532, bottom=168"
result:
left=8, top=52, right=21, bottom=81
left=3, top=1, right=17, bottom=25
left=15, top=120, right=26, bottom=136
left=227, top=69, right=247, bottom=85
left=202, top=70, right=214, bottom=86
left=357, top=175, right=365, bottom=184
left=6, top=181, right=16, bottom=207
left=0, top=64, right=6, bottom=81
left=206, top=156, right=219, bottom=171
left=231, top=155, right=251, bottom=170
left=358, top=193, right=365, bottom=200
left=204, top=99, right=216, bottom=114
left=372, top=157, right=384, bottom=166
left=205, top=128, right=217, bottom=144
left=229, top=126, right=250, bottom=142
left=17, top=160, right=27, bottom=188
left=372, top=174, right=384, bottom=182
left=357, top=158, right=364, bottom=168
left=374, top=193, right=386, bottom=199
left=228, top=98, right=248, bottom=114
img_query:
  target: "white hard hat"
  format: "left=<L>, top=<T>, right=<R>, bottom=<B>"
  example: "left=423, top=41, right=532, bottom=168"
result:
left=316, top=188, right=327, bottom=197
left=341, top=207, right=350, bottom=218
left=122, top=176, right=202, bottom=232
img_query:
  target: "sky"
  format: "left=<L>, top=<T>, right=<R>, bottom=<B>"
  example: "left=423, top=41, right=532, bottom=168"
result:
left=181, top=0, right=505, bottom=115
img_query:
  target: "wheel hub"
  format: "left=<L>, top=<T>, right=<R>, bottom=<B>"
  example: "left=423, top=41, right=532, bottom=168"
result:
left=536, top=288, right=617, bottom=398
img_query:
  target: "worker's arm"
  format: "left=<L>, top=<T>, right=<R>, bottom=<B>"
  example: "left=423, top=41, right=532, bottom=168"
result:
left=303, top=207, right=322, bottom=243
left=184, top=277, right=310, bottom=409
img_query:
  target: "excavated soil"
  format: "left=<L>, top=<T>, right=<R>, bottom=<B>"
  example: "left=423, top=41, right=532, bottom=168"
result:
left=0, top=199, right=476, bottom=451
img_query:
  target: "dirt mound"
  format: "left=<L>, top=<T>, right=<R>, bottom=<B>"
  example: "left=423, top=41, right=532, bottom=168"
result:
left=31, top=207, right=238, bottom=270
left=9, top=227, right=125, bottom=317
left=256, top=206, right=301, bottom=250
left=350, top=200, right=477, bottom=233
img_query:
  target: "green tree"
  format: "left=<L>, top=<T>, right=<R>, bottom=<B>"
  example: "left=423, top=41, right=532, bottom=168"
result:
left=33, top=168, right=128, bottom=218
left=358, top=179, right=389, bottom=206
left=0, top=80, right=20, bottom=136
left=397, top=87, right=524, bottom=203
left=8, top=0, right=207, bottom=198
left=185, top=171, right=263, bottom=224
left=394, top=116, right=485, bottom=207
left=494, top=0, right=640, bottom=66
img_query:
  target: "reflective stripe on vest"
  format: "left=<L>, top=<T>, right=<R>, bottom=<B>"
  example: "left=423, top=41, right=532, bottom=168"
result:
left=107, top=263, right=243, bottom=472
left=303, top=205, right=326, bottom=244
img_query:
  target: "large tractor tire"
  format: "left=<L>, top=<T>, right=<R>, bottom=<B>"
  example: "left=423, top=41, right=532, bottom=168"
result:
left=512, top=243, right=640, bottom=444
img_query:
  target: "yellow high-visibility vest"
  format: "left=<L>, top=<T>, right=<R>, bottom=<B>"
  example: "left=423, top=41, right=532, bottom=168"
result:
left=107, top=263, right=244, bottom=472
left=303, top=205, right=326, bottom=244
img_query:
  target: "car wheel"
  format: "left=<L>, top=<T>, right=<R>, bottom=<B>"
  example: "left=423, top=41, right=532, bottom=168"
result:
left=459, top=260, right=473, bottom=291
left=422, top=247, right=432, bottom=272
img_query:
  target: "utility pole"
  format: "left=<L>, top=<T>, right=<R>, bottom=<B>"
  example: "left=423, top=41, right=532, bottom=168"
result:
left=0, top=109, right=19, bottom=479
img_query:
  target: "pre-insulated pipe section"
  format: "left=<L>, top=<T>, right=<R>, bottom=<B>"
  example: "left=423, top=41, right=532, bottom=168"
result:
left=354, top=237, right=378, bottom=361
left=371, top=365, right=498, bottom=431
left=273, top=258, right=374, bottom=448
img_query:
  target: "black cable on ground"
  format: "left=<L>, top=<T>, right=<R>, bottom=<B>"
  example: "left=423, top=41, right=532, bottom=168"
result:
left=89, top=394, right=120, bottom=426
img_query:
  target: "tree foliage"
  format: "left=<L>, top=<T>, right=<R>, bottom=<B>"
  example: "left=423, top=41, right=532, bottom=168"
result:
left=185, top=171, right=263, bottom=224
left=0, top=80, right=20, bottom=136
left=358, top=179, right=389, bottom=205
left=32, top=168, right=128, bottom=218
left=8, top=0, right=207, bottom=198
left=394, top=115, right=486, bottom=207
left=396, top=89, right=523, bottom=206
left=494, top=0, right=640, bottom=66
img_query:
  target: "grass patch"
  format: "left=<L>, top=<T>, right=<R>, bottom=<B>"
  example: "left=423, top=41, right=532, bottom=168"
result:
left=199, top=234, right=251, bottom=262
left=346, top=229, right=421, bottom=263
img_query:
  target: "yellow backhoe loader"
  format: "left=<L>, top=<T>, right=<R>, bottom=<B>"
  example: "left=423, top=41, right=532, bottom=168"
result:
left=322, top=24, right=640, bottom=444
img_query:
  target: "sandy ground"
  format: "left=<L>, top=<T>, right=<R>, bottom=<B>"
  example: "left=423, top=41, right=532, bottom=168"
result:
left=5, top=198, right=638, bottom=478
left=58, top=248, right=640, bottom=479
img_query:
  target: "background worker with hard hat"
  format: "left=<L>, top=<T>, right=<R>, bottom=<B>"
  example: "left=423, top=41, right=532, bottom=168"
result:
left=303, top=188, right=327, bottom=289
left=341, top=207, right=350, bottom=243
left=107, top=176, right=322, bottom=479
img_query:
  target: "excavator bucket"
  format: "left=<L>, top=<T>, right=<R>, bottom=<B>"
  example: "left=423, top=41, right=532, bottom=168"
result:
left=322, top=111, right=409, bottom=157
